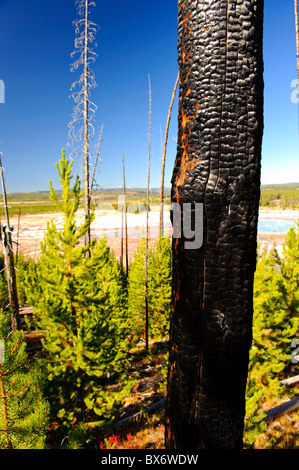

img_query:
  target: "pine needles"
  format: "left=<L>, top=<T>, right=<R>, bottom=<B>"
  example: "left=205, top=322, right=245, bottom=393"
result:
left=0, top=311, right=49, bottom=449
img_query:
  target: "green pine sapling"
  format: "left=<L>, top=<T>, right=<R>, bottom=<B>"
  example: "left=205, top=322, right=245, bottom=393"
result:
left=244, top=221, right=299, bottom=447
left=0, top=310, right=49, bottom=449
left=127, top=236, right=172, bottom=344
left=25, top=151, right=133, bottom=430
left=148, top=236, right=172, bottom=340
left=127, top=239, right=147, bottom=343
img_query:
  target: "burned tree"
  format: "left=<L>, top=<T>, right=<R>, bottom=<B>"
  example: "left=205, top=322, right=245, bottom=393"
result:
left=166, top=0, right=264, bottom=449
left=121, top=152, right=128, bottom=278
left=0, top=154, right=20, bottom=331
left=145, top=74, right=152, bottom=351
left=159, top=72, right=179, bottom=238
left=69, top=0, right=99, bottom=246
left=295, top=0, right=299, bottom=132
left=295, top=0, right=299, bottom=83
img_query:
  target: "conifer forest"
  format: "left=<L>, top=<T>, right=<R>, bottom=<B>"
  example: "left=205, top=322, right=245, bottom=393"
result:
left=0, top=0, right=299, bottom=453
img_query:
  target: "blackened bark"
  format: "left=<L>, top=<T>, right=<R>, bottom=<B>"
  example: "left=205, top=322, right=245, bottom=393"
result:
left=166, top=0, right=264, bottom=449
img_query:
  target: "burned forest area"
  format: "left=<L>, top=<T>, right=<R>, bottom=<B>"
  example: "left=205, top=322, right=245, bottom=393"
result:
left=0, top=0, right=299, bottom=454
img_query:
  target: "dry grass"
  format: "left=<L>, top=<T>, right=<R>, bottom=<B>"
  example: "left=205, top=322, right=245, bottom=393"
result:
left=253, top=398, right=299, bottom=449
left=254, top=414, right=299, bottom=449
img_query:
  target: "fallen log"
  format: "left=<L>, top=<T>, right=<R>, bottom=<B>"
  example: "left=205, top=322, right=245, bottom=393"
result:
left=19, top=306, right=33, bottom=316
left=280, top=375, right=299, bottom=387
left=264, top=397, right=299, bottom=423
left=117, top=397, right=166, bottom=430
left=23, top=330, right=46, bottom=354
left=132, top=365, right=163, bottom=377
left=136, top=340, right=168, bottom=349
left=22, top=331, right=46, bottom=341
left=25, top=345, right=44, bottom=353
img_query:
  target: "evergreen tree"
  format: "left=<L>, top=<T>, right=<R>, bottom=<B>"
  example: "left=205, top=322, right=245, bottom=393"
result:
left=127, top=239, right=147, bottom=343
left=148, top=236, right=172, bottom=339
left=0, top=253, right=37, bottom=311
left=15, top=253, right=37, bottom=306
left=244, top=222, right=299, bottom=447
left=276, top=222, right=299, bottom=329
left=127, top=236, right=172, bottom=343
left=0, top=310, right=49, bottom=449
left=25, top=152, right=132, bottom=429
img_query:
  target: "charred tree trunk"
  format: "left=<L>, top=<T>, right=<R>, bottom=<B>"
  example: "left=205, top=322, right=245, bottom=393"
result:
left=166, top=0, right=264, bottom=449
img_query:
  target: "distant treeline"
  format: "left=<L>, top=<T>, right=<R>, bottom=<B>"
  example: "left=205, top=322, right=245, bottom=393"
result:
left=0, top=203, right=60, bottom=217
left=259, top=183, right=299, bottom=209
left=0, top=184, right=298, bottom=217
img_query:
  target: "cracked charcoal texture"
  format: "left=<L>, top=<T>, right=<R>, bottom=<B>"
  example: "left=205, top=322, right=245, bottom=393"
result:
left=165, top=0, right=264, bottom=449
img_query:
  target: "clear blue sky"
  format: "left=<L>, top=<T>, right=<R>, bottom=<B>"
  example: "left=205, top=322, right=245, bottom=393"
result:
left=0, top=0, right=298, bottom=193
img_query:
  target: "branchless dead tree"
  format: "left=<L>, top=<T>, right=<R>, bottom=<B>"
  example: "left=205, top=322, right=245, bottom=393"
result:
left=295, top=0, right=299, bottom=83
left=295, top=0, right=299, bottom=132
left=69, top=0, right=99, bottom=246
left=121, top=153, right=128, bottom=279
left=91, top=124, right=104, bottom=194
left=166, top=0, right=264, bottom=449
left=159, top=72, right=179, bottom=238
left=145, top=74, right=152, bottom=351
left=0, top=154, right=20, bottom=331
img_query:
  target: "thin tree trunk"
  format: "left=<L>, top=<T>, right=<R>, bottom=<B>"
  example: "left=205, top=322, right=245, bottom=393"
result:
left=145, top=74, right=152, bottom=351
left=122, top=153, right=128, bottom=278
left=16, top=209, right=21, bottom=265
left=295, top=0, right=299, bottom=82
left=0, top=155, right=20, bottom=331
left=70, top=0, right=98, bottom=248
left=166, top=0, right=264, bottom=449
left=91, top=124, right=104, bottom=193
left=295, top=0, right=299, bottom=134
left=121, top=192, right=124, bottom=269
left=159, top=72, right=179, bottom=238
left=84, top=0, right=91, bottom=247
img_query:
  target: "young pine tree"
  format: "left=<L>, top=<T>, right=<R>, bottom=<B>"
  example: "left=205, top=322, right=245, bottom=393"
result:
left=127, top=239, right=147, bottom=343
left=0, top=252, right=37, bottom=311
left=0, top=310, right=49, bottom=449
left=15, top=253, right=37, bottom=306
left=25, top=152, right=132, bottom=429
left=148, top=236, right=172, bottom=340
left=127, top=236, right=172, bottom=343
left=244, top=222, right=299, bottom=447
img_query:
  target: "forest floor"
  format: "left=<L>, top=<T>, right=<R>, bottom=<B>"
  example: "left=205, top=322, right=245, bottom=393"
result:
left=97, top=341, right=168, bottom=450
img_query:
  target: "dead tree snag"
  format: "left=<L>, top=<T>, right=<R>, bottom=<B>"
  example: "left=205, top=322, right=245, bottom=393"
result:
left=166, top=0, right=264, bottom=449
